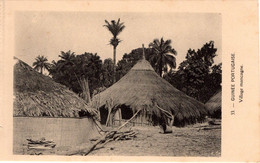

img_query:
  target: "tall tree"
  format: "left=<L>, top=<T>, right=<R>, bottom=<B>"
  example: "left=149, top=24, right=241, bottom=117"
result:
left=32, top=55, right=50, bottom=74
left=104, top=18, right=125, bottom=83
left=149, top=38, right=177, bottom=77
left=49, top=52, right=103, bottom=96
left=57, top=50, right=76, bottom=71
left=165, top=41, right=220, bottom=103
left=101, top=58, right=114, bottom=87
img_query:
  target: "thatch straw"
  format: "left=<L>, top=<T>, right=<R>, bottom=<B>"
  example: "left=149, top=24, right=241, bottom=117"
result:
left=205, top=90, right=221, bottom=118
left=13, top=57, right=96, bottom=117
left=92, top=58, right=208, bottom=126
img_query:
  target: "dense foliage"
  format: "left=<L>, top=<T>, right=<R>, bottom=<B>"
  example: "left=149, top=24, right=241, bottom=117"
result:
left=100, top=58, right=114, bottom=88
left=34, top=40, right=221, bottom=103
left=48, top=51, right=103, bottom=96
left=163, top=41, right=222, bottom=103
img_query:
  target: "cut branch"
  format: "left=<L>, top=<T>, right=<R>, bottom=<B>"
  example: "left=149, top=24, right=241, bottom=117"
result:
left=65, top=109, right=142, bottom=156
left=156, top=105, right=173, bottom=119
left=117, top=109, right=142, bottom=130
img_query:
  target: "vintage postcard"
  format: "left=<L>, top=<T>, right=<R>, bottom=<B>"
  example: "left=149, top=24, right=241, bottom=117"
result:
left=0, top=0, right=259, bottom=162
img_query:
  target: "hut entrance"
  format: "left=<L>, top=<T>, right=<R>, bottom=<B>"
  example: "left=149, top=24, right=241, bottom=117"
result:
left=120, top=105, right=133, bottom=120
left=99, top=105, right=134, bottom=126
left=113, top=105, right=133, bottom=126
left=99, top=106, right=108, bottom=125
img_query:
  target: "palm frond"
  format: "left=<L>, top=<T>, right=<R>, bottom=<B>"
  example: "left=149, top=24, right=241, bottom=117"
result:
left=170, top=49, right=177, bottom=55
left=104, top=19, right=125, bottom=38
left=116, top=18, right=120, bottom=26
left=148, top=37, right=177, bottom=76
left=165, top=54, right=176, bottom=69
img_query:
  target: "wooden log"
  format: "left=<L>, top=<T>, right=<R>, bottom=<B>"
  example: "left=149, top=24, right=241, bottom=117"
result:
left=156, top=105, right=174, bottom=120
left=117, top=109, right=141, bottom=130
left=208, top=120, right=221, bottom=125
left=202, top=126, right=221, bottom=130
left=66, top=130, right=116, bottom=156
left=93, top=119, right=106, bottom=135
left=66, top=109, right=142, bottom=156
left=28, top=146, right=54, bottom=150
left=114, top=132, right=136, bottom=141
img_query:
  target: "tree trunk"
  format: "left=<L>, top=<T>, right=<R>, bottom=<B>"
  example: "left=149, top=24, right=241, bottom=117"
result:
left=113, top=46, right=116, bottom=83
left=40, top=67, right=43, bottom=74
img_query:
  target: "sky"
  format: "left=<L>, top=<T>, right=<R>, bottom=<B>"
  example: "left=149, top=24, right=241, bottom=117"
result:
left=15, top=12, right=221, bottom=69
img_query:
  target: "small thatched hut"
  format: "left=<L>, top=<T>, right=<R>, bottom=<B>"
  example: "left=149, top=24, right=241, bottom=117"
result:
left=205, top=90, right=222, bottom=119
left=92, top=51, right=208, bottom=127
left=13, top=57, right=99, bottom=154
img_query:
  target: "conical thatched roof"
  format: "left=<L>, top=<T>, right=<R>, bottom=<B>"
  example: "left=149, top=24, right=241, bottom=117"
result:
left=13, top=57, right=96, bottom=117
left=93, top=57, right=208, bottom=126
left=205, top=90, right=221, bottom=118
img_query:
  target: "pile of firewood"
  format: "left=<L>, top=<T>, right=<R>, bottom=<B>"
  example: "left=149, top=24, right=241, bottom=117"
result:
left=65, top=110, right=142, bottom=156
left=208, top=119, right=221, bottom=125
left=113, top=130, right=138, bottom=141
left=65, top=129, right=138, bottom=156
left=27, top=138, right=56, bottom=150
left=96, top=129, right=138, bottom=146
left=196, top=119, right=221, bottom=131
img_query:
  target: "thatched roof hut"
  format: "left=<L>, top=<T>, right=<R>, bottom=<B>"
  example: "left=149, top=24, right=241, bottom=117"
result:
left=13, top=57, right=96, bottom=117
left=205, top=90, right=221, bottom=119
left=92, top=56, right=208, bottom=126
left=13, top=58, right=100, bottom=153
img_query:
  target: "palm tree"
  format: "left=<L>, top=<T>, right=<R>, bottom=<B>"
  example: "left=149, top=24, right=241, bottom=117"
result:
left=104, top=18, right=125, bottom=83
left=57, top=50, right=76, bottom=70
left=33, top=55, right=50, bottom=74
left=149, top=38, right=177, bottom=77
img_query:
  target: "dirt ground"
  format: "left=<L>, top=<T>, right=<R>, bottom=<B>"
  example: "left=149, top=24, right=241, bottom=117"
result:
left=89, top=124, right=221, bottom=157
left=21, top=123, right=221, bottom=157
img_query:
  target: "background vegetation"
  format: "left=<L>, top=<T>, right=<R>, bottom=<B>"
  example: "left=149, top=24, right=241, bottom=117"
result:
left=32, top=19, right=221, bottom=103
left=33, top=40, right=221, bottom=103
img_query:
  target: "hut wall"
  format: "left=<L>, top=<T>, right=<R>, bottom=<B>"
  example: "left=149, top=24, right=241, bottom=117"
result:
left=13, top=117, right=99, bottom=154
left=113, top=109, right=152, bottom=127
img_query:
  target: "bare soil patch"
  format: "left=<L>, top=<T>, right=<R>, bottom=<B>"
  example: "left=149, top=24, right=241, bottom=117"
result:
left=18, top=124, right=221, bottom=157
left=88, top=125, right=221, bottom=156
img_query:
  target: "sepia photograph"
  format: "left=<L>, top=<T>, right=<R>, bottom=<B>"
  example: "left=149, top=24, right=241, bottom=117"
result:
left=0, top=0, right=259, bottom=162
left=13, top=12, right=222, bottom=156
